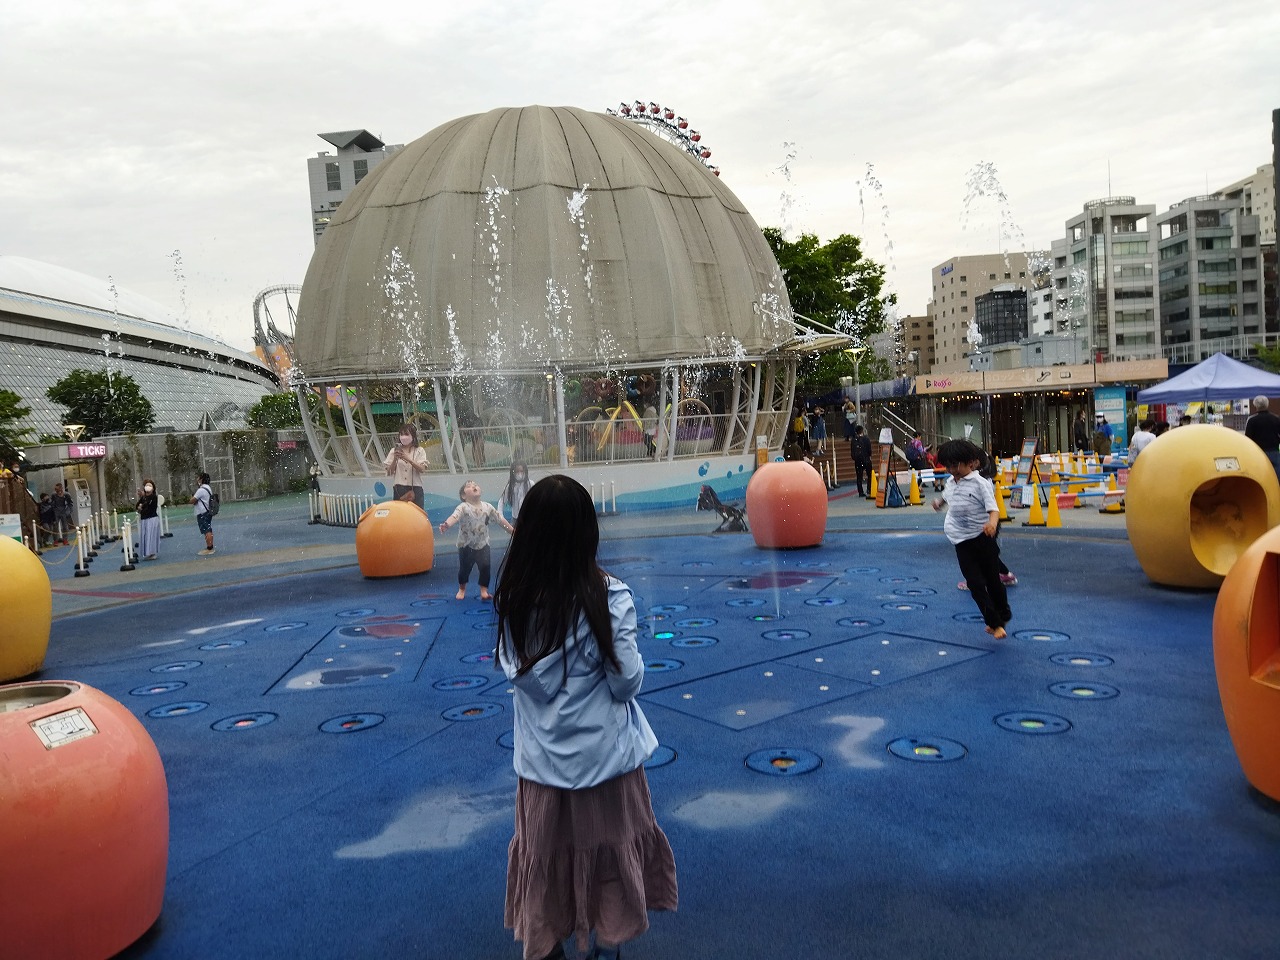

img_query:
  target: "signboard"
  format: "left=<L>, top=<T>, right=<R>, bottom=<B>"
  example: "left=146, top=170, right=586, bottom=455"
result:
left=1012, top=438, right=1040, bottom=487
left=31, top=707, right=99, bottom=750
left=0, top=513, right=21, bottom=541
left=67, top=442, right=107, bottom=459
left=1093, top=386, right=1128, bottom=449
left=875, top=444, right=892, bottom=508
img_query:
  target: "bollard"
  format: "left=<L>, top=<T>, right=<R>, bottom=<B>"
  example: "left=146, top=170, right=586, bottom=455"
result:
left=31, top=519, right=42, bottom=555
left=74, top=531, right=91, bottom=577
left=120, top=520, right=136, bottom=571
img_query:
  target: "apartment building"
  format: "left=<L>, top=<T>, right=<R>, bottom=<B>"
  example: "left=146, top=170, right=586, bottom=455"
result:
left=928, top=252, right=1039, bottom=372
left=307, top=130, right=404, bottom=245
left=1216, top=164, right=1275, bottom=245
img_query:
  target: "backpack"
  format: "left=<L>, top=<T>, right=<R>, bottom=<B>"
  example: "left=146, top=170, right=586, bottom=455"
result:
left=207, top=488, right=221, bottom=516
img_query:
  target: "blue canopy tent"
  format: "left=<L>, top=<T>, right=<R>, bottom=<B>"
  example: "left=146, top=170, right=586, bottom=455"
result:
left=1136, top=352, right=1280, bottom=404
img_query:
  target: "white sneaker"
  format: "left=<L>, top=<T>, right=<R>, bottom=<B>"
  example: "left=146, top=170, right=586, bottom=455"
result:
left=198, top=548, right=215, bottom=556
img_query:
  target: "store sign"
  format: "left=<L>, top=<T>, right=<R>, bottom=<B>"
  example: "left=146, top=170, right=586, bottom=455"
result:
left=67, top=443, right=107, bottom=459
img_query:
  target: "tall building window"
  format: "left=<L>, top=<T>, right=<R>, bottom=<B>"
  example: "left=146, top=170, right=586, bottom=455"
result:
left=353, top=159, right=369, bottom=184
left=326, top=162, right=341, bottom=191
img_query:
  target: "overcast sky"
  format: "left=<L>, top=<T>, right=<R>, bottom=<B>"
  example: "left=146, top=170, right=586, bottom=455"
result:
left=3, top=1, right=1277, bottom=354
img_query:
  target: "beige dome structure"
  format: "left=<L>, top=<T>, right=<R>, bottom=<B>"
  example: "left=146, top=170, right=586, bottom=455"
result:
left=294, top=105, right=845, bottom=509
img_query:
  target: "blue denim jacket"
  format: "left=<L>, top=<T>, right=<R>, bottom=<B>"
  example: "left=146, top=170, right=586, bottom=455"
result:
left=499, top=577, right=658, bottom=789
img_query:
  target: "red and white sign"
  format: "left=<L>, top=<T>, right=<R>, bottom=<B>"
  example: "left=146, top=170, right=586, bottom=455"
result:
left=67, top=443, right=107, bottom=459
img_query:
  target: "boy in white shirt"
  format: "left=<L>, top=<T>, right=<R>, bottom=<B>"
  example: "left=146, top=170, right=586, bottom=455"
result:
left=932, top=439, right=1012, bottom=638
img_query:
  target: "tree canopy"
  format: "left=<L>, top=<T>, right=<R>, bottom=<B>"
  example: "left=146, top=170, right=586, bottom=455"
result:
left=46, top=369, right=155, bottom=438
left=762, top=227, right=896, bottom=390
left=246, top=391, right=305, bottom=429
left=0, top=388, right=33, bottom=461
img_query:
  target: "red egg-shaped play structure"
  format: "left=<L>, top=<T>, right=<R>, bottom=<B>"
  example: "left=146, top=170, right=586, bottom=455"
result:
left=355, top=499, right=435, bottom=578
left=0, top=680, right=169, bottom=959
left=745, top=461, right=828, bottom=549
left=1212, top=523, right=1280, bottom=801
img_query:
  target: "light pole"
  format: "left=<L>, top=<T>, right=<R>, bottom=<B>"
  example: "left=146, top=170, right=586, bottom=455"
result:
left=843, top=347, right=867, bottom=426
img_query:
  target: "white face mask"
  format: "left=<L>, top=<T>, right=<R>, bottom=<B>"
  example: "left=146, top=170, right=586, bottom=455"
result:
left=399, top=435, right=412, bottom=446
left=144, top=485, right=154, bottom=493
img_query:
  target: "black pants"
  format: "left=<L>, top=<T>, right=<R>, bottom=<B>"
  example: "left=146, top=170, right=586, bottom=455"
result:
left=393, top=484, right=424, bottom=510
left=458, top=544, right=492, bottom=588
left=955, top=534, right=1011, bottom=629
left=853, top=459, right=871, bottom=496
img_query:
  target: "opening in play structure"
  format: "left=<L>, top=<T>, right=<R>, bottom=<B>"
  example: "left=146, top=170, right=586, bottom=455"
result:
left=1189, top=476, right=1272, bottom=576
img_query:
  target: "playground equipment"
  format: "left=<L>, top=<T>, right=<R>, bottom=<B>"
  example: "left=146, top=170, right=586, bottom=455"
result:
left=1126, top=425, right=1280, bottom=588
left=0, top=535, right=51, bottom=681
left=354, top=500, right=435, bottom=578
left=1212, top=523, right=1280, bottom=801
left=0, top=680, right=169, bottom=959
left=745, top=461, right=828, bottom=549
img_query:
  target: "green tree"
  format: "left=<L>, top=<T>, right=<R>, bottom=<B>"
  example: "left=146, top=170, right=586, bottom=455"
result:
left=246, top=391, right=306, bottom=429
left=0, top=388, right=33, bottom=461
left=762, top=228, right=896, bottom=390
left=46, top=369, right=154, bottom=438
left=1258, top=342, right=1280, bottom=374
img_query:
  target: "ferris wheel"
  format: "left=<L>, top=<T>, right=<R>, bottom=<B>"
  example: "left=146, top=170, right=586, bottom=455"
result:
left=606, top=101, right=720, bottom=176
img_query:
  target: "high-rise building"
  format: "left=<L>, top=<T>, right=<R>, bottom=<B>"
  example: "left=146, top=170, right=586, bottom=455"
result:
left=928, top=252, right=1039, bottom=372
left=1155, top=196, right=1263, bottom=360
left=974, top=287, right=1028, bottom=347
left=1215, top=163, right=1275, bottom=245
left=307, top=130, right=403, bottom=245
left=1050, top=198, right=1158, bottom=363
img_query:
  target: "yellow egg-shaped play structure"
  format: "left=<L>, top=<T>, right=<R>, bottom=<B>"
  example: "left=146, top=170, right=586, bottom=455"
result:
left=0, top=536, right=52, bottom=681
left=355, top=499, right=435, bottom=578
left=1126, top=424, right=1280, bottom=588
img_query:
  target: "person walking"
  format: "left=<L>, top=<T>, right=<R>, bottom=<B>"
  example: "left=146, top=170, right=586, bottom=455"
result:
left=932, top=439, right=1011, bottom=639
left=1244, top=395, right=1280, bottom=482
left=136, top=479, right=161, bottom=560
left=851, top=423, right=873, bottom=497
left=190, top=473, right=215, bottom=555
left=495, top=475, right=677, bottom=960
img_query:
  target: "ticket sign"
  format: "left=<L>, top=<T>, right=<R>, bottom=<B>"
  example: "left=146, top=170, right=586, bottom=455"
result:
left=67, top=442, right=107, bottom=459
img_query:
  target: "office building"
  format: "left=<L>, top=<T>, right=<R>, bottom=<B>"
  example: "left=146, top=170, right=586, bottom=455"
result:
left=974, top=286, right=1028, bottom=347
left=928, top=252, right=1039, bottom=372
left=307, top=130, right=403, bottom=245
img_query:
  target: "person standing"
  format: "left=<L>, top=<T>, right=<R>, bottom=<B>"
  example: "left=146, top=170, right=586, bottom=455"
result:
left=383, top=422, right=428, bottom=510
left=851, top=423, right=873, bottom=497
left=190, top=473, right=215, bottom=556
left=1128, top=420, right=1156, bottom=465
left=38, top=492, right=56, bottom=547
left=51, top=481, right=74, bottom=544
left=1073, top=411, right=1092, bottom=453
left=496, top=475, right=677, bottom=960
left=136, top=479, right=161, bottom=560
left=841, top=398, right=858, bottom=442
left=439, top=479, right=514, bottom=601
left=1093, top=414, right=1114, bottom=457
left=1244, top=395, right=1280, bottom=482
left=498, top=460, right=532, bottom=522
left=809, top=405, right=827, bottom=456
left=932, top=439, right=1011, bottom=639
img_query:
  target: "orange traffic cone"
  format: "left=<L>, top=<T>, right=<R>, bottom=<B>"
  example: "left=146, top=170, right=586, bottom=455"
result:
left=1022, top=484, right=1046, bottom=527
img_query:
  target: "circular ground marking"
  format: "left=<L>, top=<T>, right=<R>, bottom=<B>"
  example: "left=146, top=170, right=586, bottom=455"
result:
left=879, top=576, right=918, bottom=584
left=442, top=702, right=503, bottom=721
left=146, top=701, right=209, bottom=719
left=894, top=587, right=937, bottom=597
left=645, top=658, right=684, bottom=673
left=952, top=612, right=986, bottom=623
left=645, top=745, right=677, bottom=769
left=150, top=660, right=202, bottom=674
left=675, top=617, right=717, bottom=628
left=682, top=561, right=712, bottom=568
left=671, top=636, right=718, bottom=649
left=741, top=559, right=773, bottom=567
left=749, top=614, right=783, bottom=623
left=463, top=607, right=494, bottom=617
left=762, top=628, right=811, bottom=641
left=265, top=621, right=307, bottom=632
left=837, top=616, right=885, bottom=629
left=199, top=639, right=246, bottom=651
left=497, top=729, right=515, bottom=749
left=461, top=651, right=495, bottom=665
left=410, top=599, right=448, bottom=607
left=1050, top=653, right=1114, bottom=668
left=883, top=602, right=926, bottom=612
left=652, top=630, right=681, bottom=641
left=650, top=604, right=689, bottom=614
left=433, top=675, right=490, bottom=691
left=471, top=620, right=499, bottom=630
left=725, top=597, right=765, bottom=608
left=212, top=712, right=277, bottom=732
left=130, top=681, right=187, bottom=696
left=1049, top=681, right=1120, bottom=701
left=745, top=748, right=822, bottom=777
left=1015, top=629, right=1070, bottom=643
left=805, top=596, right=845, bottom=607
left=337, top=608, right=375, bottom=618
left=887, top=736, right=966, bottom=762
left=793, top=560, right=831, bottom=568
left=320, top=714, right=385, bottom=734
left=995, top=712, right=1072, bottom=735
left=845, top=566, right=880, bottom=574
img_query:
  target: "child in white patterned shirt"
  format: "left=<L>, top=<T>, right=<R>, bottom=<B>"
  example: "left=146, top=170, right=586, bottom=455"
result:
left=440, top=480, right=515, bottom=601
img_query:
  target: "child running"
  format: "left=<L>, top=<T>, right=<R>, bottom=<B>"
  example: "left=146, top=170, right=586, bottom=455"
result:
left=932, top=439, right=1012, bottom=638
left=439, top=480, right=514, bottom=601
left=495, top=475, right=677, bottom=960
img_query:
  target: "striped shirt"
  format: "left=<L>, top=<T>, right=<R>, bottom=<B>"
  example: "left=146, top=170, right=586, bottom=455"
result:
left=941, top=472, right=997, bottom=545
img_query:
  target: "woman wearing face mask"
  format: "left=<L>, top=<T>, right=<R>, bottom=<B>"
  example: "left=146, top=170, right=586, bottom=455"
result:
left=498, top=459, right=531, bottom=522
left=383, top=422, right=429, bottom=510
left=137, top=479, right=161, bottom=560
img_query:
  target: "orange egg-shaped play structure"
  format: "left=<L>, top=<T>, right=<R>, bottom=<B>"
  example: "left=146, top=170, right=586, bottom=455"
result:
left=0, top=534, right=52, bottom=681
left=745, top=461, right=828, bottom=549
left=1212, top=523, right=1280, bottom=800
left=1126, top=424, right=1280, bottom=588
left=355, top=499, right=435, bottom=578
left=0, top=680, right=169, bottom=959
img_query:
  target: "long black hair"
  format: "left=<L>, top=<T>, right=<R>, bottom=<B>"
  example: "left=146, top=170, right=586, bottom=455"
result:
left=494, top=475, right=619, bottom=677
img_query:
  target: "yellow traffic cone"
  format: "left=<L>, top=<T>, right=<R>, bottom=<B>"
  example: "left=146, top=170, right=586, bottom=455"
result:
left=908, top=470, right=922, bottom=505
left=996, top=480, right=1010, bottom=522
left=1022, top=483, right=1046, bottom=526
left=1046, top=487, right=1063, bottom=528
left=868, top=466, right=878, bottom=501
